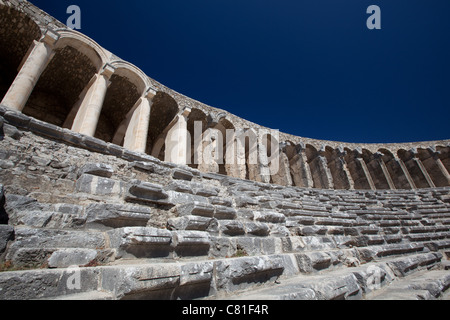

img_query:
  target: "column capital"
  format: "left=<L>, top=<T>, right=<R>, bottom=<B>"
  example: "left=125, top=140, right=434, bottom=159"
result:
left=409, top=147, right=418, bottom=157
left=144, top=86, right=157, bottom=100
left=354, top=147, right=363, bottom=158
left=40, top=29, right=60, bottom=47
left=373, top=151, right=384, bottom=159
left=181, top=107, right=191, bottom=117
left=426, top=146, right=441, bottom=158
left=100, top=63, right=116, bottom=79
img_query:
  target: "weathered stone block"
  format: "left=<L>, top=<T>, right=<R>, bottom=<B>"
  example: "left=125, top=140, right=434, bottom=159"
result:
left=101, top=264, right=181, bottom=300
left=81, top=135, right=108, bottom=154
left=28, top=118, right=63, bottom=140
left=77, top=163, right=114, bottom=178
left=177, top=202, right=215, bottom=217
left=126, top=181, right=169, bottom=205
left=167, top=215, right=218, bottom=232
left=108, top=227, right=173, bottom=259
left=295, top=252, right=333, bottom=273
left=2, top=110, right=30, bottom=128
left=214, top=205, right=237, bottom=220
left=254, top=211, right=286, bottom=223
left=76, top=174, right=123, bottom=197
left=0, top=268, right=101, bottom=300
left=47, top=248, right=98, bottom=268
left=215, top=256, right=284, bottom=292
left=85, top=203, right=153, bottom=229
left=219, top=220, right=245, bottom=236
left=195, top=187, right=219, bottom=197
left=172, top=230, right=211, bottom=256
left=172, top=168, right=193, bottom=181
left=244, top=222, right=270, bottom=236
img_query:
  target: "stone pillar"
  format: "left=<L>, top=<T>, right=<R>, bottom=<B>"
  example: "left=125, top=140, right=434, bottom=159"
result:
left=410, top=149, right=435, bottom=188
left=355, top=149, right=376, bottom=190
left=336, top=147, right=355, bottom=190
left=71, top=64, right=116, bottom=137
left=257, top=132, right=271, bottom=184
left=164, top=108, right=191, bottom=165
left=197, top=128, right=222, bottom=173
left=226, top=128, right=247, bottom=180
left=289, top=144, right=314, bottom=188
left=374, top=152, right=396, bottom=190
left=271, top=145, right=293, bottom=187
left=430, top=149, right=450, bottom=186
left=1, top=30, right=60, bottom=112
left=394, top=156, right=416, bottom=189
left=123, top=87, right=156, bottom=153
left=317, top=148, right=334, bottom=189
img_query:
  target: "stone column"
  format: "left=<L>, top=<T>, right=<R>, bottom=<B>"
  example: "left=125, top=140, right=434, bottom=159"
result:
left=430, top=149, right=450, bottom=186
left=336, top=147, right=355, bottom=190
left=410, top=149, right=435, bottom=188
left=257, top=132, right=271, bottom=184
left=271, top=145, right=293, bottom=187
left=1, top=30, right=60, bottom=112
left=374, top=152, right=396, bottom=190
left=71, top=64, right=116, bottom=137
left=197, top=128, right=222, bottom=173
left=317, top=147, right=334, bottom=189
left=123, top=87, right=156, bottom=153
left=164, top=108, right=191, bottom=165
left=355, top=149, right=376, bottom=190
left=289, top=144, right=314, bottom=188
left=226, top=128, right=247, bottom=180
left=394, top=156, right=416, bottom=189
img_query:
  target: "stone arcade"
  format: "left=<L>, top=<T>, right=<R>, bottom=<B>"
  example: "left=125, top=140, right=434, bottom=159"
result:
left=0, top=0, right=449, bottom=300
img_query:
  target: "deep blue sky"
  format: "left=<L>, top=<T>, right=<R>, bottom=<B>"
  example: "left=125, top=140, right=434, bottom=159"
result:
left=31, top=0, right=450, bottom=143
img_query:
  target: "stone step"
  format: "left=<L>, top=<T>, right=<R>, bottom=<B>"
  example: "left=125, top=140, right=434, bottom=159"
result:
left=0, top=254, right=294, bottom=300
left=224, top=252, right=446, bottom=300
left=42, top=291, right=114, bottom=300
left=368, top=270, right=450, bottom=300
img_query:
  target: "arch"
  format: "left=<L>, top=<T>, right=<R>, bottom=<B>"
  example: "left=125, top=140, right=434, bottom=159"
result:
left=397, top=149, right=431, bottom=188
left=344, top=148, right=372, bottom=190
left=187, top=108, right=209, bottom=170
left=22, top=32, right=103, bottom=127
left=436, top=145, right=450, bottom=173
left=305, top=144, right=330, bottom=189
left=109, top=61, right=150, bottom=94
left=54, top=29, right=110, bottom=71
left=360, top=148, right=389, bottom=189
left=94, top=64, right=148, bottom=143
left=324, top=146, right=351, bottom=190
left=285, top=142, right=312, bottom=188
left=416, top=148, right=449, bottom=187
left=214, top=117, right=236, bottom=176
left=0, top=5, right=42, bottom=100
left=147, top=92, right=180, bottom=160
left=378, top=148, right=412, bottom=189
left=259, top=131, right=280, bottom=184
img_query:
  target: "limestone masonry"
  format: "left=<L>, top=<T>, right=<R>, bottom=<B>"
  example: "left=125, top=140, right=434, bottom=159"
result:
left=0, top=0, right=449, bottom=300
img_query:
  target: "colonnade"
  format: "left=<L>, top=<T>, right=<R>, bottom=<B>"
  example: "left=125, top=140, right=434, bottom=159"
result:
left=1, top=4, right=449, bottom=190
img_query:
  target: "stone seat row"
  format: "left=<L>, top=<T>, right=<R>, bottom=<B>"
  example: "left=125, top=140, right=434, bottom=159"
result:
left=5, top=191, right=448, bottom=247
left=5, top=218, right=449, bottom=271
left=1, top=234, right=446, bottom=300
